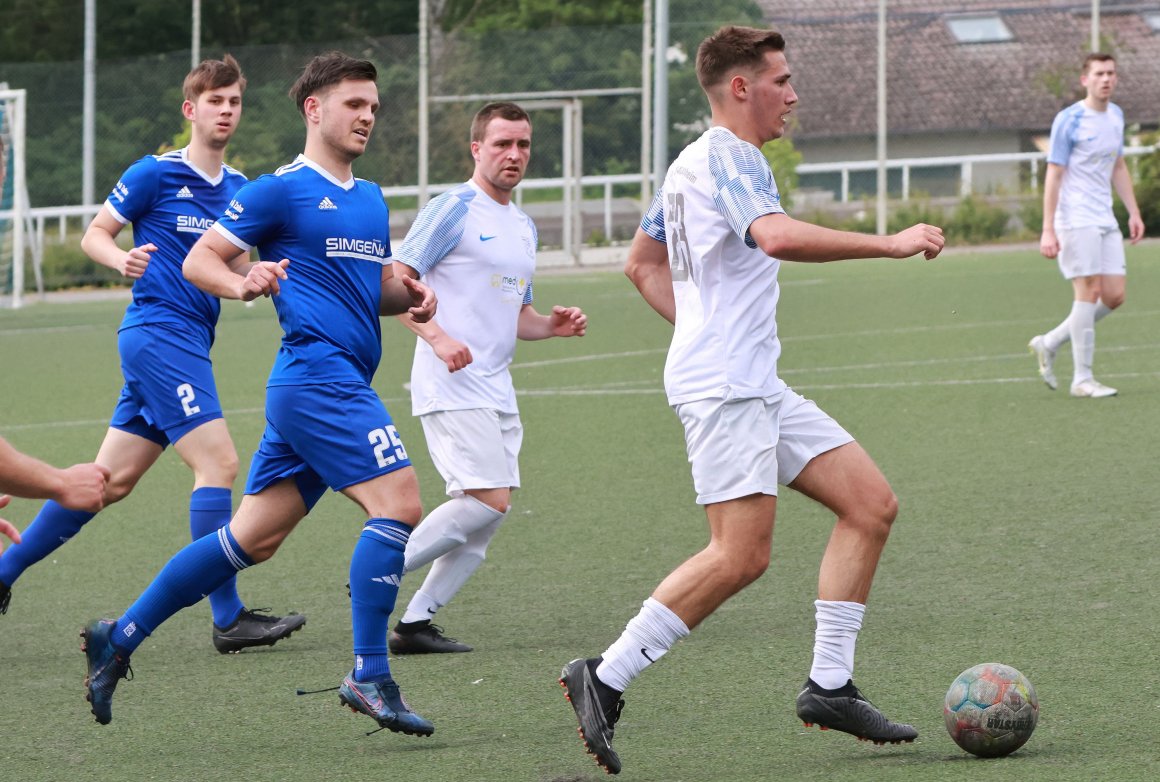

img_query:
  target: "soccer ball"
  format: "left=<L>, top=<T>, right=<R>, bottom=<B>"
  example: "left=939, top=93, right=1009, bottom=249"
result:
left=944, top=663, right=1038, bottom=757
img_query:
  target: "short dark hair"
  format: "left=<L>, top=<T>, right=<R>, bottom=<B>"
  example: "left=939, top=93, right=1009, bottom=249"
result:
left=1082, top=52, right=1116, bottom=74
left=183, top=54, right=246, bottom=102
left=289, top=51, right=377, bottom=116
left=695, top=25, right=786, bottom=91
left=470, top=101, right=532, bottom=142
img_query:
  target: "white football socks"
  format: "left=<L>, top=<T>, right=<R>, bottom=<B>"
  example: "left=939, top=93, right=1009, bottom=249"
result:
left=400, top=508, right=506, bottom=625
left=809, top=599, right=865, bottom=690
left=596, top=598, right=690, bottom=693
left=1069, top=300, right=1098, bottom=384
left=1044, top=299, right=1113, bottom=353
left=403, top=495, right=505, bottom=574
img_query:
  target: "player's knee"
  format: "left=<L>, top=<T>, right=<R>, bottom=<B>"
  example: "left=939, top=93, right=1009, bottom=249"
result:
left=243, top=540, right=278, bottom=564
left=199, top=450, right=239, bottom=485
left=724, top=547, right=770, bottom=589
left=467, top=488, right=510, bottom=514
left=393, top=498, right=424, bottom=527
left=1103, top=291, right=1125, bottom=310
left=861, top=488, right=899, bottom=537
left=103, top=472, right=139, bottom=504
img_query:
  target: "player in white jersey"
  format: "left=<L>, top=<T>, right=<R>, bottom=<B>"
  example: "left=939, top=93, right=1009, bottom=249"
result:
left=387, top=102, right=587, bottom=654
left=1029, top=53, right=1144, bottom=398
left=559, top=26, right=944, bottom=775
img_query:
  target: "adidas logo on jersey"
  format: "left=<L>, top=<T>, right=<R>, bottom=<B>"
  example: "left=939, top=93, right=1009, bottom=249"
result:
left=176, top=186, right=194, bottom=198
left=318, top=197, right=338, bottom=211
left=371, top=574, right=402, bottom=587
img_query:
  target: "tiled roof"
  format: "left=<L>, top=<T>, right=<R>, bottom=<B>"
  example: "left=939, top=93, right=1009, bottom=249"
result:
left=754, top=1, right=1160, bottom=139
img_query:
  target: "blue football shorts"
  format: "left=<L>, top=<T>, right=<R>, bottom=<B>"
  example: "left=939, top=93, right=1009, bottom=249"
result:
left=244, top=382, right=412, bottom=511
left=110, top=324, right=223, bottom=447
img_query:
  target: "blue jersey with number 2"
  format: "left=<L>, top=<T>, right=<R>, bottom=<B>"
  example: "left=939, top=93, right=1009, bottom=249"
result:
left=107, top=148, right=247, bottom=340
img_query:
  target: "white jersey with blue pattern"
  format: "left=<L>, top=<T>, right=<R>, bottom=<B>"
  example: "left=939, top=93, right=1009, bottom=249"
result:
left=212, top=155, right=391, bottom=387
left=1048, top=100, right=1124, bottom=230
left=641, top=126, right=786, bottom=405
left=106, top=147, right=247, bottom=340
left=395, top=180, right=536, bottom=415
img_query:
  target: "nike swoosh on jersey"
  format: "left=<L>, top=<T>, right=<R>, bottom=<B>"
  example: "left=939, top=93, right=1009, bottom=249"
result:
left=480, top=234, right=498, bottom=241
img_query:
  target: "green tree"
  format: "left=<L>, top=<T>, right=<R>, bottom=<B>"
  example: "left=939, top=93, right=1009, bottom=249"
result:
left=0, top=0, right=420, bottom=63
left=435, top=0, right=642, bottom=32
left=761, top=136, right=801, bottom=208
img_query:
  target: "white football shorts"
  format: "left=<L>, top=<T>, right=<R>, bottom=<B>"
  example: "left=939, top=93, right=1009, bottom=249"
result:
left=675, top=389, right=853, bottom=505
left=420, top=408, right=523, bottom=496
left=1056, top=225, right=1126, bottom=279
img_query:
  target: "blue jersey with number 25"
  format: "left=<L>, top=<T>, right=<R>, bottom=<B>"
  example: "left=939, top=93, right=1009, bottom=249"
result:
left=212, top=155, right=391, bottom=387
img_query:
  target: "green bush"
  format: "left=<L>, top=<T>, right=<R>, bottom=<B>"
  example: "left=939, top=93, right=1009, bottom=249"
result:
left=946, top=195, right=1012, bottom=244
left=887, top=197, right=947, bottom=234
left=39, top=239, right=128, bottom=291
left=1114, top=131, right=1160, bottom=237
left=1020, top=196, right=1044, bottom=238
left=762, top=136, right=802, bottom=209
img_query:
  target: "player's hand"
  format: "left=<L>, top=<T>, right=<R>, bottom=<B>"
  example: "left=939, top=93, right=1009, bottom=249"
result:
left=888, top=224, right=944, bottom=260
left=119, top=243, right=157, bottom=279
left=1039, top=229, right=1060, bottom=259
left=1128, top=214, right=1145, bottom=245
left=240, top=259, right=290, bottom=301
left=0, top=496, right=22, bottom=553
left=432, top=335, right=472, bottom=372
left=402, top=276, right=437, bottom=323
left=549, top=305, right=587, bottom=337
left=54, top=463, right=111, bottom=513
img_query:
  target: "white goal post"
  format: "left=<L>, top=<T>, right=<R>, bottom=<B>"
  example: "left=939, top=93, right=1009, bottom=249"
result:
left=0, top=87, right=30, bottom=308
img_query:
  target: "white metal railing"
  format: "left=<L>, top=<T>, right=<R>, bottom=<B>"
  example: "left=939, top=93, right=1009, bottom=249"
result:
left=4, top=145, right=1156, bottom=288
left=798, top=144, right=1157, bottom=203
left=382, top=172, right=644, bottom=247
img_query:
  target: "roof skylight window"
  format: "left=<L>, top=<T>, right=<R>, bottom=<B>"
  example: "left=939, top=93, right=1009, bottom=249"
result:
left=946, top=14, right=1014, bottom=43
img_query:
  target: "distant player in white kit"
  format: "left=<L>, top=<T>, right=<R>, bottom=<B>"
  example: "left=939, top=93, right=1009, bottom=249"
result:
left=388, top=101, right=587, bottom=654
left=1030, top=52, right=1144, bottom=398
left=558, top=26, right=944, bottom=775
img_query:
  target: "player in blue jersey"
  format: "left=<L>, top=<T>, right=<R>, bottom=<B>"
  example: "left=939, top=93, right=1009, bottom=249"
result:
left=79, top=52, right=438, bottom=736
left=386, top=102, right=587, bottom=655
left=1029, top=53, right=1144, bottom=398
left=0, top=56, right=304, bottom=652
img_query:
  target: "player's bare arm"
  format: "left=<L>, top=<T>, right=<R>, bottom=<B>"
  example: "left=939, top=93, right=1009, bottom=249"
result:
left=380, top=265, right=436, bottom=322
left=516, top=303, right=588, bottom=340
left=1111, top=157, right=1145, bottom=243
left=1040, top=163, right=1065, bottom=258
left=184, top=229, right=289, bottom=301
left=0, top=498, right=22, bottom=552
left=749, top=213, right=944, bottom=263
left=389, top=261, right=471, bottom=371
left=624, top=227, right=677, bottom=324
left=81, top=208, right=156, bottom=279
left=0, top=436, right=110, bottom=512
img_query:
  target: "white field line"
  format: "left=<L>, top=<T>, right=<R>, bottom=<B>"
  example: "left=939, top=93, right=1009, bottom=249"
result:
left=517, top=368, right=1160, bottom=397
left=513, top=340, right=1160, bottom=375
left=0, top=324, right=100, bottom=337
left=6, top=336, right=1160, bottom=433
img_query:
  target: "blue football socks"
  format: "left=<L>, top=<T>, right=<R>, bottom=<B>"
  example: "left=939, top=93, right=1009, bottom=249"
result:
left=0, top=501, right=95, bottom=587
left=349, top=518, right=411, bottom=682
left=189, top=487, right=245, bottom=627
left=112, top=524, right=254, bottom=655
